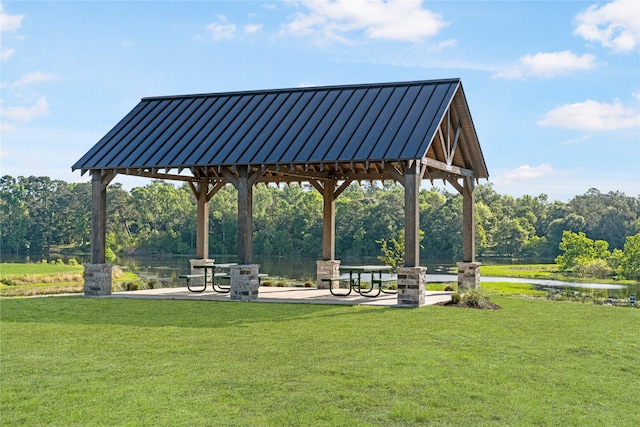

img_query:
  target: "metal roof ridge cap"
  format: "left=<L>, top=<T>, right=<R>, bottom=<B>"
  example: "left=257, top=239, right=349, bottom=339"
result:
left=139, top=78, right=463, bottom=101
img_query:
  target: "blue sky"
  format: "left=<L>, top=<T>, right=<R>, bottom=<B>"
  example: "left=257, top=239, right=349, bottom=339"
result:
left=1, top=0, right=639, bottom=201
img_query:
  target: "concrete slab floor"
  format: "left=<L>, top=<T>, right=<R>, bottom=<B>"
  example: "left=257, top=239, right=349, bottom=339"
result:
left=107, top=286, right=453, bottom=307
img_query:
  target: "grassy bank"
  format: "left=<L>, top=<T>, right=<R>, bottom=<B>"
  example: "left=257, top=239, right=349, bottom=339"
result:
left=478, top=263, right=638, bottom=286
left=0, top=263, right=140, bottom=297
left=2, top=297, right=638, bottom=426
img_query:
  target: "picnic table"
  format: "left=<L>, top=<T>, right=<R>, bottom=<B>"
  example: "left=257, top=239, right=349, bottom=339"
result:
left=322, top=265, right=397, bottom=297
left=179, top=263, right=237, bottom=293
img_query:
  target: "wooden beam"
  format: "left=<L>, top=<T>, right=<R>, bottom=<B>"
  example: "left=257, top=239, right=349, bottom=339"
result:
left=333, top=179, right=353, bottom=199
left=308, top=179, right=325, bottom=194
left=206, top=181, right=226, bottom=202
left=445, top=177, right=464, bottom=194
left=422, top=157, right=475, bottom=178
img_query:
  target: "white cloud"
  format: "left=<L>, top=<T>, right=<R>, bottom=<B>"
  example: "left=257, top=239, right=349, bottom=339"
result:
left=539, top=98, right=640, bottom=131
left=9, top=71, right=57, bottom=88
left=282, top=0, right=448, bottom=45
left=496, top=51, right=598, bottom=79
left=206, top=16, right=236, bottom=40
left=493, top=164, right=574, bottom=186
left=574, top=0, right=640, bottom=52
left=0, top=3, right=23, bottom=32
left=0, top=97, right=49, bottom=126
left=244, top=24, right=263, bottom=34
left=1, top=47, right=15, bottom=60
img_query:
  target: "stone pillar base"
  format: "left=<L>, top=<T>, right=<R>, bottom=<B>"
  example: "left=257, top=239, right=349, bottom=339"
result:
left=84, top=264, right=113, bottom=296
left=457, top=262, right=481, bottom=290
left=230, top=264, right=260, bottom=301
left=316, top=260, right=341, bottom=289
left=189, top=258, right=215, bottom=288
left=397, top=266, right=427, bottom=307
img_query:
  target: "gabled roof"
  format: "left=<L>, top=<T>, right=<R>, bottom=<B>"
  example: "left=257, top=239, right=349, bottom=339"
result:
left=73, top=78, right=488, bottom=182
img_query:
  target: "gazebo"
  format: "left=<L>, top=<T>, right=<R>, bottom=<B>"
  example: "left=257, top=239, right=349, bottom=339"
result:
left=73, top=78, right=488, bottom=306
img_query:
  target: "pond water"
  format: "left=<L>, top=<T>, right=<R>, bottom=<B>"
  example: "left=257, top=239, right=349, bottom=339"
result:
left=3, top=253, right=638, bottom=298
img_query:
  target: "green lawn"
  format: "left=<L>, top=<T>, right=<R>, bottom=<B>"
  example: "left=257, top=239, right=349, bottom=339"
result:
left=2, top=297, right=638, bottom=426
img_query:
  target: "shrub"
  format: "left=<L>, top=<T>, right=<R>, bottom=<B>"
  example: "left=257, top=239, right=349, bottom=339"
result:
left=125, top=282, right=140, bottom=291
left=460, top=288, right=496, bottom=309
left=451, top=291, right=461, bottom=304
left=574, top=259, right=613, bottom=278
left=67, top=258, right=79, bottom=266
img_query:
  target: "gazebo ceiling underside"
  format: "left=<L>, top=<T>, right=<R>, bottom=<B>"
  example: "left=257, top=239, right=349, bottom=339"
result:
left=73, top=79, right=488, bottom=185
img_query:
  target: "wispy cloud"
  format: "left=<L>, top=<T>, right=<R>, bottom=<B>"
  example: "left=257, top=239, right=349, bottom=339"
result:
left=0, top=3, right=23, bottom=32
left=1, top=47, right=15, bottom=60
left=281, top=0, right=448, bottom=45
left=9, top=71, right=58, bottom=88
left=574, top=0, right=640, bottom=53
left=206, top=15, right=236, bottom=41
left=0, top=97, right=49, bottom=130
left=493, top=164, right=575, bottom=186
left=495, top=51, right=598, bottom=79
left=244, top=24, right=263, bottom=34
left=539, top=98, right=640, bottom=131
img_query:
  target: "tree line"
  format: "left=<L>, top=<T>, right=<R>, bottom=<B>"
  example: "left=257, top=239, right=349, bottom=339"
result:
left=2, top=175, right=639, bottom=266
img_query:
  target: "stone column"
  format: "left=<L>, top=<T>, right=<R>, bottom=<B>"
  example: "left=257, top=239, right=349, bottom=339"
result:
left=230, top=264, right=260, bottom=301
left=84, top=264, right=113, bottom=296
left=397, top=266, right=427, bottom=307
left=457, top=262, right=481, bottom=290
left=316, top=260, right=340, bottom=289
left=189, top=258, right=215, bottom=288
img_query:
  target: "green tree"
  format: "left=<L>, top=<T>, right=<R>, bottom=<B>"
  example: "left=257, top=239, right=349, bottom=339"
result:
left=555, top=231, right=610, bottom=272
left=618, top=233, right=640, bottom=280
left=0, top=176, right=30, bottom=253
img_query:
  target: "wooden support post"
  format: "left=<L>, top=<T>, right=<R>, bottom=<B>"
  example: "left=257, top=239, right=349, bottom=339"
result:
left=195, top=179, right=209, bottom=259
left=237, top=169, right=253, bottom=264
left=322, top=179, right=336, bottom=261
left=462, top=176, right=476, bottom=262
left=90, top=170, right=114, bottom=264
left=404, top=161, right=420, bottom=267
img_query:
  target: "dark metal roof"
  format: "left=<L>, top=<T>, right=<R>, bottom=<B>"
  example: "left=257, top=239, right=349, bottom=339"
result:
left=73, top=78, right=488, bottom=181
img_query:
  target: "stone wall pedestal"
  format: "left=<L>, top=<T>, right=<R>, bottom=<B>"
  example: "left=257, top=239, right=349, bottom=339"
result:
left=457, top=262, right=481, bottom=290
left=84, top=264, right=113, bottom=296
left=396, top=266, right=427, bottom=307
left=230, top=264, right=260, bottom=301
left=316, top=260, right=341, bottom=289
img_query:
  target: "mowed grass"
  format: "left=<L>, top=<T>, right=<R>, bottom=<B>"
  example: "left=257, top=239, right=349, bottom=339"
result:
left=2, top=297, right=639, bottom=426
